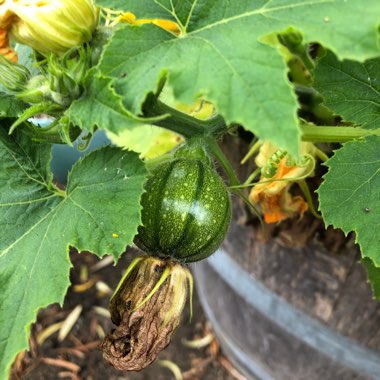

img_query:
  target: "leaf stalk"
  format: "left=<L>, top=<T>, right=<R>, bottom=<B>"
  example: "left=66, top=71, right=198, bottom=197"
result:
left=143, top=98, right=227, bottom=138
left=301, top=124, right=380, bottom=143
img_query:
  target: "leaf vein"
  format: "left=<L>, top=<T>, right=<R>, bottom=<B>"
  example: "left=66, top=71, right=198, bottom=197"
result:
left=2, top=143, right=48, bottom=188
left=189, top=0, right=334, bottom=35
left=0, top=194, right=57, bottom=207
left=0, top=198, right=62, bottom=257
left=67, top=195, right=113, bottom=248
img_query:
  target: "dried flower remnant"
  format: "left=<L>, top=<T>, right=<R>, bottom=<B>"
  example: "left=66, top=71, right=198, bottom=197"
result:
left=101, top=256, right=193, bottom=371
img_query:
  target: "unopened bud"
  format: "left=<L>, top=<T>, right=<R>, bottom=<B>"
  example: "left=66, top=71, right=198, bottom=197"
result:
left=1, top=0, right=98, bottom=55
left=0, top=54, right=29, bottom=91
left=16, top=75, right=50, bottom=104
left=15, top=46, right=92, bottom=106
left=101, top=256, right=193, bottom=371
left=45, top=47, right=91, bottom=106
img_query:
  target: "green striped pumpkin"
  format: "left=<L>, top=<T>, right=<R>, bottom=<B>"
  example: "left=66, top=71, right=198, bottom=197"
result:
left=134, top=158, right=231, bottom=263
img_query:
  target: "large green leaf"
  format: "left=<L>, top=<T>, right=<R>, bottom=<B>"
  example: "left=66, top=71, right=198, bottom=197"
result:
left=95, top=0, right=380, bottom=154
left=314, top=52, right=380, bottom=129
left=63, top=72, right=142, bottom=133
left=64, top=71, right=165, bottom=134
left=0, top=126, right=148, bottom=379
left=0, top=92, right=25, bottom=118
left=96, top=0, right=172, bottom=20
left=107, top=124, right=181, bottom=159
left=318, top=136, right=380, bottom=266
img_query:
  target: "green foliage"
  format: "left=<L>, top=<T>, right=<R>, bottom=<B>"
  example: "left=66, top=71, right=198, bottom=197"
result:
left=64, top=71, right=142, bottom=133
left=315, top=52, right=380, bottom=294
left=0, top=92, right=25, bottom=118
left=64, top=71, right=167, bottom=134
left=108, top=125, right=181, bottom=159
left=315, top=52, right=380, bottom=129
left=94, top=0, right=380, bottom=154
left=96, top=0, right=171, bottom=19
left=0, top=126, right=147, bottom=379
left=0, top=0, right=379, bottom=374
left=318, top=136, right=380, bottom=269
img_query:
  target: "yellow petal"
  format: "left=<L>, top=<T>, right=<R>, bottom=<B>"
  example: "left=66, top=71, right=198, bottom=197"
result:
left=4, top=0, right=97, bottom=55
left=119, top=11, right=181, bottom=35
left=136, top=18, right=181, bottom=34
left=118, top=11, right=136, bottom=24
left=255, top=142, right=278, bottom=168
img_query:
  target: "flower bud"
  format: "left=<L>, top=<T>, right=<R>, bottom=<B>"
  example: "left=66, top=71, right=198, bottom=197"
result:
left=45, top=50, right=85, bottom=106
left=15, top=46, right=92, bottom=106
left=101, top=256, right=193, bottom=371
left=0, top=54, right=29, bottom=91
left=16, top=75, right=50, bottom=104
left=1, top=0, right=98, bottom=55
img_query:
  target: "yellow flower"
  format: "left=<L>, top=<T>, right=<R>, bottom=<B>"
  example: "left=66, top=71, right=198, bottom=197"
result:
left=0, top=0, right=98, bottom=56
left=118, top=11, right=181, bottom=35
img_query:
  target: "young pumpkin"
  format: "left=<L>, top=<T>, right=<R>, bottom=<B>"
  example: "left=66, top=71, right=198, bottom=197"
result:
left=134, top=141, right=231, bottom=263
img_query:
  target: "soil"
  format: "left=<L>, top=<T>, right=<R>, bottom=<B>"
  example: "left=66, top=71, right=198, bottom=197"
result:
left=10, top=249, right=244, bottom=380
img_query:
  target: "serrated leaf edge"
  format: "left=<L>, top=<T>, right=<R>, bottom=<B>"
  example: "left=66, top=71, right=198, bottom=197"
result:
left=317, top=138, right=379, bottom=263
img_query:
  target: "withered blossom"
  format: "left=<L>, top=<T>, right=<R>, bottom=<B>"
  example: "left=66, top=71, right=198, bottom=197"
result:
left=101, top=256, right=193, bottom=371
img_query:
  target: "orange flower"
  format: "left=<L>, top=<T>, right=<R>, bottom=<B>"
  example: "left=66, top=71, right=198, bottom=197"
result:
left=249, top=142, right=316, bottom=224
left=0, top=28, right=17, bottom=61
left=250, top=158, right=309, bottom=223
left=118, top=12, right=181, bottom=35
left=251, top=185, right=308, bottom=224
